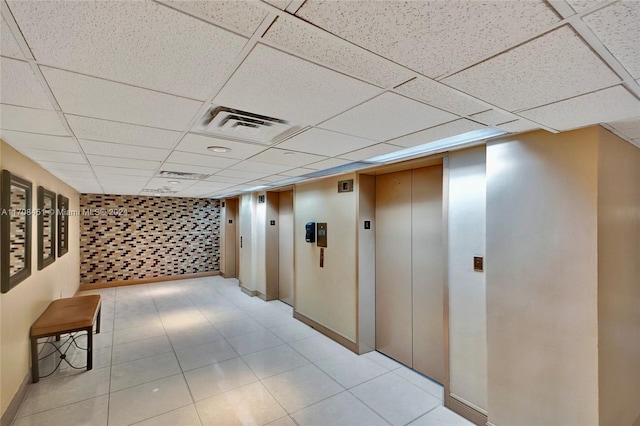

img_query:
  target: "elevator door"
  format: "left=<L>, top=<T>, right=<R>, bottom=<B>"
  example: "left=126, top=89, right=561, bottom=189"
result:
left=375, top=165, right=445, bottom=384
left=278, top=190, right=294, bottom=305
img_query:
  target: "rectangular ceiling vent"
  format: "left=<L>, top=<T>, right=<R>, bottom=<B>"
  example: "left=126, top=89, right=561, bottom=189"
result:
left=141, top=189, right=178, bottom=194
left=193, top=106, right=301, bottom=145
left=157, top=170, right=210, bottom=180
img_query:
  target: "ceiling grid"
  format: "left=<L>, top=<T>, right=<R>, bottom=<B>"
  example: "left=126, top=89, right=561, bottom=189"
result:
left=0, top=0, right=638, bottom=196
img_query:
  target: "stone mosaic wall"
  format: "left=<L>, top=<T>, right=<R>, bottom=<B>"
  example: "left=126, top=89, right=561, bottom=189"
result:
left=80, top=194, right=220, bottom=284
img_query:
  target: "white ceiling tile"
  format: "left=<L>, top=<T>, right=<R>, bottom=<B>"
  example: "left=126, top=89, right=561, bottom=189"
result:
left=0, top=104, right=68, bottom=136
left=519, top=86, right=640, bottom=131
left=253, top=175, right=286, bottom=183
left=248, top=148, right=327, bottom=167
left=175, top=133, right=267, bottom=160
left=583, top=1, right=640, bottom=78
left=305, top=158, right=351, bottom=170
left=65, top=182, right=102, bottom=192
left=263, top=0, right=290, bottom=10
left=204, top=175, right=247, bottom=184
left=165, top=151, right=240, bottom=169
left=214, top=43, right=380, bottom=125
left=495, top=119, right=541, bottom=134
left=296, top=0, right=560, bottom=78
left=8, top=0, right=248, bottom=100
left=606, top=116, right=640, bottom=140
left=215, top=169, right=271, bottom=180
left=92, top=166, right=155, bottom=178
left=188, top=180, right=230, bottom=189
left=389, top=119, right=487, bottom=148
left=339, top=143, right=403, bottom=161
left=79, top=139, right=169, bottom=161
left=263, top=17, right=413, bottom=88
left=41, top=67, right=203, bottom=131
left=0, top=130, right=78, bottom=152
left=20, top=149, right=86, bottom=164
left=37, top=161, right=93, bottom=174
left=566, top=0, right=610, bottom=13
left=443, top=26, right=621, bottom=111
left=394, top=77, right=490, bottom=116
left=88, top=155, right=161, bottom=170
left=66, top=116, right=181, bottom=149
left=164, top=1, right=268, bottom=35
left=102, top=186, right=145, bottom=196
left=97, top=175, right=151, bottom=185
left=1, top=57, right=53, bottom=109
left=1, top=15, right=24, bottom=59
left=175, top=189, right=215, bottom=198
left=470, top=110, right=518, bottom=126
left=53, top=170, right=95, bottom=179
left=229, top=160, right=292, bottom=174
left=160, top=163, right=221, bottom=176
left=276, top=168, right=315, bottom=177
left=320, top=92, right=458, bottom=141
left=276, top=128, right=377, bottom=157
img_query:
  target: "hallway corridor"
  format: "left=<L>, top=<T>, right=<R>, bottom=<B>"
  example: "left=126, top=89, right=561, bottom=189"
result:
left=13, top=276, right=471, bottom=426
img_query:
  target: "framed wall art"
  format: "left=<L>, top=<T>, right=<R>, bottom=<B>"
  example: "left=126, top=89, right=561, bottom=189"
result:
left=37, top=186, right=56, bottom=270
left=57, top=194, right=69, bottom=257
left=1, top=170, right=33, bottom=293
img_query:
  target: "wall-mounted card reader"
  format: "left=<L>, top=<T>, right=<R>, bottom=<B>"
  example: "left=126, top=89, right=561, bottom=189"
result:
left=317, top=223, right=327, bottom=248
left=305, top=222, right=316, bottom=243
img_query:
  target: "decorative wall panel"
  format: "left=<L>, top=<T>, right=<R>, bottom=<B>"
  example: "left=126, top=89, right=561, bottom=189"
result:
left=80, top=194, right=220, bottom=284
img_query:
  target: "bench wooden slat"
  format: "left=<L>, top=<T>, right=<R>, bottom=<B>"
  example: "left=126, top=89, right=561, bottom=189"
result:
left=31, top=295, right=101, bottom=337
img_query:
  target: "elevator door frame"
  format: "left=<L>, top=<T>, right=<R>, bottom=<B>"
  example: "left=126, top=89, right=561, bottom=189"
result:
left=361, top=156, right=483, bottom=423
left=373, top=165, right=445, bottom=383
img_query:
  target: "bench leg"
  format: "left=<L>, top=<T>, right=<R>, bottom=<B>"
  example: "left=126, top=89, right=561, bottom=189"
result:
left=96, top=305, right=101, bottom=334
left=31, top=337, right=39, bottom=383
left=86, top=327, right=93, bottom=371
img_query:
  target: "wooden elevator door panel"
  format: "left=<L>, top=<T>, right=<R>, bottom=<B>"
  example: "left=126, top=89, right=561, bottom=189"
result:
left=411, top=165, right=445, bottom=384
left=375, top=170, right=413, bottom=367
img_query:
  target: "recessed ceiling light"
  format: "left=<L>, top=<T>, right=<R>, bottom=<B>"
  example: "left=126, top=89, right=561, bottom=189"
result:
left=207, top=146, right=231, bottom=153
left=284, top=152, right=295, bottom=156
left=168, top=180, right=179, bottom=185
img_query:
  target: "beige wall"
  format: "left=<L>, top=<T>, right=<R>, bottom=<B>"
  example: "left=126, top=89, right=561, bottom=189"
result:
left=448, top=146, right=488, bottom=413
left=294, top=174, right=357, bottom=342
left=0, top=141, right=80, bottom=416
left=486, top=128, right=600, bottom=425
left=596, top=128, right=640, bottom=426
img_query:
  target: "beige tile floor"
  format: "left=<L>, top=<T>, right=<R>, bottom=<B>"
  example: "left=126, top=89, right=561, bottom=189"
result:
left=13, top=276, right=473, bottom=426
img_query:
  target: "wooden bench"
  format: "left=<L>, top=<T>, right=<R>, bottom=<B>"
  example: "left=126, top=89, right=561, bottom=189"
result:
left=30, top=295, right=101, bottom=383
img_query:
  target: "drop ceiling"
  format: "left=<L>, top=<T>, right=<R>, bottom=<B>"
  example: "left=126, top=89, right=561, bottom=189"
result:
left=0, top=0, right=639, bottom=198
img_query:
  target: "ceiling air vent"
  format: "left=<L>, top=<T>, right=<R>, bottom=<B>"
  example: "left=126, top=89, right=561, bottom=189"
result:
left=141, top=188, right=178, bottom=195
left=157, top=170, right=210, bottom=180
left=193, top=106, right=301, bottom=145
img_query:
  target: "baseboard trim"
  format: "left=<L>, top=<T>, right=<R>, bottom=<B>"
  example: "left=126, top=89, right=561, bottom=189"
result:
left=78, top=271, right=219, bottom=291
left=445, top=393, right=488, bottom=426
left=293, top=310, right=358, bottom=353
left=1, top=373, right=30, bottom=426
left=239, top=284, right=258, bottom=297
